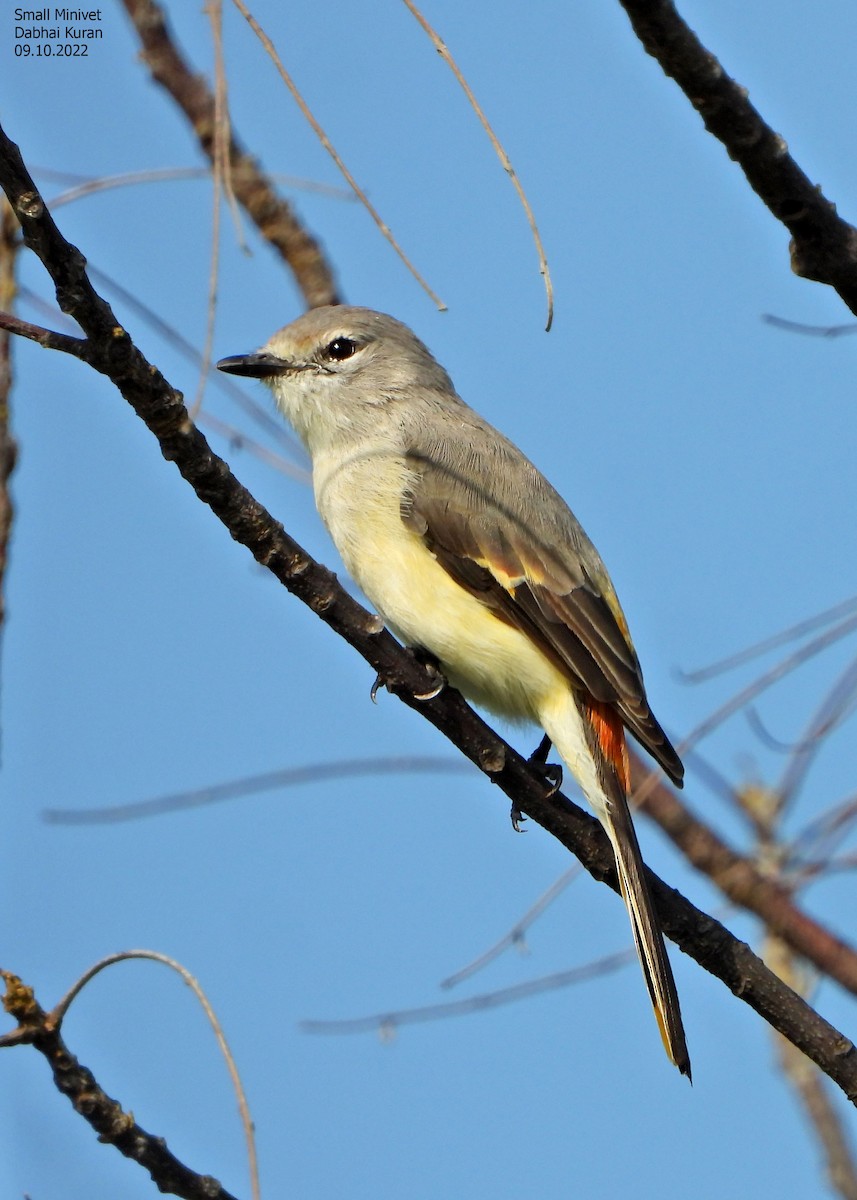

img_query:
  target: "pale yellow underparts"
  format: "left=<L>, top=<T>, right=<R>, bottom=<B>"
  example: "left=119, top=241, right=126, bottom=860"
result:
left=314, top=445, right=606, bottom=820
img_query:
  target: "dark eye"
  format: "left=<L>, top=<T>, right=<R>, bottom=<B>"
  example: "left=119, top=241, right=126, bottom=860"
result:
left=324, top=337, right=358, bottom=361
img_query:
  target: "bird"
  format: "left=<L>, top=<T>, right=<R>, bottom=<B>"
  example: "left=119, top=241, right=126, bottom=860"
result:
left=217, top=305, right=690, bottom=1077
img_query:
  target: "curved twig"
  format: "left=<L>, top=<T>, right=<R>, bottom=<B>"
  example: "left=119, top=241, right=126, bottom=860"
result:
left=52, top=950, right=259, bottom=1200
left=1, top=969, right=245, bottom=1200
left=401, top=0, right=554, bottom=329
left=229, top=0, right=446, bottom=311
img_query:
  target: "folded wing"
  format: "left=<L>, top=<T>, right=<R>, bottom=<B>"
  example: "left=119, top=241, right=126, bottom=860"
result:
left=401, top=434, right=683, bottom=787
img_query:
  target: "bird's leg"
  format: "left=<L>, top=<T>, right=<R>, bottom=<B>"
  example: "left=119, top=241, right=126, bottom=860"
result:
left=370, top=645, right=446, bottom=704
left=510, top=734, right=563, bottom=831
left=529, top=733, right=563, bottom=793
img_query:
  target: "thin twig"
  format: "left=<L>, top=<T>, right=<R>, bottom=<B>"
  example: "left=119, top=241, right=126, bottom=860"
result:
left=678, top=612, right=857, bottom=757
left=45, top=165, right=355, bottom=207
left=206, top=0, right=244, bottom=246
left=792, top=792, right=857, bottom=873
left=401, top=0, right=553, bottom=330
left=441, top=867, right=582, bottom=989
left=121, top=0, right=341, bottom=308
left=745, top=694, right=857, bottom=757
left=766, top=938, right=857, bottom=1200
left=0, top=310, right=91, bottom=360
left=0, top=203, right=19, bottom=653
left=43, top=755, right=473, bottom=824
left=73, top=266, right=308, bottom=470
left=764, top=314, right=857, bottom=339
left=790, top=854, right=857, bottom=888
left=196, top=410, right=310, bottom=480
left=52, top=950, right=259, bottom=1200
left=17, top=278, right=309, bottom=482
left=301, top=949, right=636, bottom=1035
left=775, top=654, right=857, bottom=814
left=1, top=970, right=244, bottom=1200
left=229, top=0, right=446, bottom=311
left=189, top=0, right=228, bottom=420
left=677, top=593, right=857, bottom=683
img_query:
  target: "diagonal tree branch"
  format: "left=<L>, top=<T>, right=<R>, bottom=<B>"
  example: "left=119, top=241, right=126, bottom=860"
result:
left=630, top=754, right=857, bottom=997
left=1, top=122, right=856, bottom=1103
left=617, top=0, right=857, bottom=315
left=120, top=0, right=341, bottom=310
left=0, top=202, right=19, bottom=650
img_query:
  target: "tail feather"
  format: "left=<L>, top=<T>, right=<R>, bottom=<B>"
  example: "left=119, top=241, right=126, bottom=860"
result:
left=606, top=788, right=691, bottom=1078
left=578, top=698, right=691, bottom=1079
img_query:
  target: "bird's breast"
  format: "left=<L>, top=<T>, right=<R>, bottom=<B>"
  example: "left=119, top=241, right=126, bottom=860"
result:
left=312, top=447, right=565, bottom=722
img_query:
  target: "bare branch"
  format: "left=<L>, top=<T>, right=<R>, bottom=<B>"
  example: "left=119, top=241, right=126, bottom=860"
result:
left=80, top=264, right=307, bottom=468
left=120, top=0, right=342, bottom=309
left=15, top=273, right=310, bottom=483
left=0, top=310, right=92, bottom=360
left=764, top=314, right=857, bottom=340
left=45, top=165, right=355, bottom=206
left=775, top=653, right=857, bottom=813
left=678, top=612, right=857, bottom=755
left=195, top=410, right=309, bottom=479
left=766, top=938, right=857, bottom=1200
left=0, top=203, right=19, bottom=647
left=617, top=0, right=857, bottom=316
left=792, top=792, right=857, bottom=872
left=188, top=0, right=227, bottom=420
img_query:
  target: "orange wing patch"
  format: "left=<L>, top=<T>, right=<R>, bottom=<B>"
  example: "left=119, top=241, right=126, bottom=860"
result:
left=582, top=698, right=631, bottom=793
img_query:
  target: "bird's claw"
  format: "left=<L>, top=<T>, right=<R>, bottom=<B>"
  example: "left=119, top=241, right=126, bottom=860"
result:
left=410, top=647, right=446, bottom=701
left=370, top=648, right=446, bottom=704
left=540, top=763, right=563, bottom=795
left=510, top=804, right=527, bottom=833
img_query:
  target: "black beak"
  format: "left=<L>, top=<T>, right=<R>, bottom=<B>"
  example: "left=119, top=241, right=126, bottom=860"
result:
left=216, top=352, right=294, bottom=378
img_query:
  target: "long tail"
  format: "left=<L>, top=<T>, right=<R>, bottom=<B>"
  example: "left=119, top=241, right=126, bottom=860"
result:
left=576, top=697, right=691, bottom=1079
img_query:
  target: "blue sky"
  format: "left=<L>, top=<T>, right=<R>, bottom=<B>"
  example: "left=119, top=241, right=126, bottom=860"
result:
left=3, top=2, right=857, bottom=1197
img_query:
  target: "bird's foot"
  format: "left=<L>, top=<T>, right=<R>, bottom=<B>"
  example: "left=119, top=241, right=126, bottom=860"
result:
left=409, top=647, right=446, bottom=700
left=370, top=647, right=446, bottom=704
left=510, top=803, right=527, bottom=833
left=510, top=737, right=563, bottom=831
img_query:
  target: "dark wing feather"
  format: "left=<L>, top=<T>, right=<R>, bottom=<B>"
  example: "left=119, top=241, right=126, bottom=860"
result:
left=402, top=438, right=683, bottom=786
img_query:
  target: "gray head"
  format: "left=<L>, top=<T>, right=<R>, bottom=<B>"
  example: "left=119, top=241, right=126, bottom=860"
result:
left=217, top=306, right=458, bottom=453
